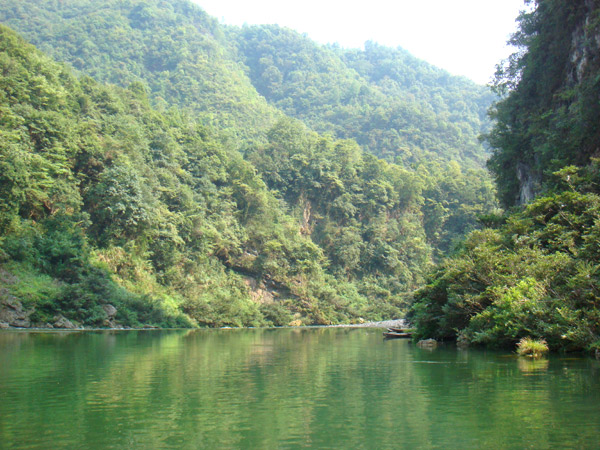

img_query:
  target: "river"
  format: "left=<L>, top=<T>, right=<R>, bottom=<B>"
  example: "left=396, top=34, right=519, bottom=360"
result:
left=1, top=328, right=599, bottom=449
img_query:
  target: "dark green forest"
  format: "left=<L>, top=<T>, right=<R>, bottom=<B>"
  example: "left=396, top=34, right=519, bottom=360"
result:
left=9, top=0, right=599, bottom=349
left=0, top=24, right=423, bottom=327
left=3, top=0, right=599, bottom=350
left=0, top=0, right=500, bottom=255
left=410, top=0, right=600, bottom=353
left=0, top=0, right=501, bottom=328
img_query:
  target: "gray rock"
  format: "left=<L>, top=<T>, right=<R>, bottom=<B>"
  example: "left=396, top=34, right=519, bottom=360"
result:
left=0, top=291, right=32, bottom=328
left=11, top=318, right=31, bottom=328
left=53, top=315, right=76, bottom=329
left=0, top=322, right=9, bottom=329
left=102, top=304, right=117, bottom=318
left=103, top=318, right=116, bottom=328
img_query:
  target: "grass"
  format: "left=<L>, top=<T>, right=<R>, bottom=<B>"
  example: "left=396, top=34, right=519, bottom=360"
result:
left=516, top=337, right=549, bottom=358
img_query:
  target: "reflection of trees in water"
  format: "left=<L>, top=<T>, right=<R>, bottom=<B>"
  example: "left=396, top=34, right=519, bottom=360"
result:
left=517, top=356, right=549, bottom=374
left=1, top=331, right=599, bottom=449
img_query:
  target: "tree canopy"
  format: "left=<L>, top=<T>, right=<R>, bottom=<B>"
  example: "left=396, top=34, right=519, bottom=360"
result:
left=410, top=0, right=600, bottom=353
left=0, top=0, right=501, bottom=328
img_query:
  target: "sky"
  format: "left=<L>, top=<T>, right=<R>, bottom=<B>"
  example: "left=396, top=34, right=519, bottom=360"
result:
left=192, top=0, right=528, bottom=85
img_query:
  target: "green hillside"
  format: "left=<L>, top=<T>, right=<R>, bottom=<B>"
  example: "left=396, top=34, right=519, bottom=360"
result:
left=0, top=0, right=503, bottom=329
left=234, top=26, right=494, bottom=166
left=409, top=0, right=600, bottom=353
left=0, top=24, right=445, bottom=327
left=0, top=0, right=281, bottom=145
left=0, top=0, right=495, bottom=168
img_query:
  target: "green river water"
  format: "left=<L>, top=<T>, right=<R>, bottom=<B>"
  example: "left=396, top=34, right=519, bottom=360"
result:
left=0, top=328, right=599, bottom=449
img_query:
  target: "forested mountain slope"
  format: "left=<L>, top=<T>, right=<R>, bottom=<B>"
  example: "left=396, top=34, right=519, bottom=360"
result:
left=0, top=24, right=444, bottom=327
left=234, top=26, right=495, bottom=166
left=0, top=0, right=281, bottom=145
left=410, top=0, right=600, bottom=353
left=487, top=0, right=600, bottom=206
left=0, top=0, right=499, bottom=255
left=0, top=0, right=504, bottom=328
left=0, top=0, right=493, bottom=168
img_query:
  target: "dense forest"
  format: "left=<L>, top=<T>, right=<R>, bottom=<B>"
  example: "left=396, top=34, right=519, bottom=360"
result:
left=0, top=0, right=500, bottom=328
left=0, top=24, right=427, bottom=328
left=410, top=0, right=600, bottom=353
left=0, top=0, right=500, bottom=255
left=3, top=0, right=598, bottom=348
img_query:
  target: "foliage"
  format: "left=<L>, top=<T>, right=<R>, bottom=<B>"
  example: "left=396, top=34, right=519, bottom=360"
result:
left=0, top=23, right=421, bottom=327
left=0, top=0, right=499, bottom=256
left=0, top=24, right=291, bottom=327
left=0, top=0, right=502, bottom=328
left=409, top=164, right=600, bottom=352
left=0, top=0, right=281, bottom=145
left=516, top=337, right=549, bottom=358
left=247, top=117, right=431, bottom=292
left=234, top=26, right=494, bottom=168
left=410, top=1, right=600, bottom=353
left=486, top=0, right=600, bottom=206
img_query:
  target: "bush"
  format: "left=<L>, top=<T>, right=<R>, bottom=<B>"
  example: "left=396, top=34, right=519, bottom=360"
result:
left=516, top=337, right=549, bottom=358
left=259, top=302, right=293, bottom=327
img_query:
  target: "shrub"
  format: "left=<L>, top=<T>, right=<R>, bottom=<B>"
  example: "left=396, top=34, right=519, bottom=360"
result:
left=516, top=337, right=549, bottom=358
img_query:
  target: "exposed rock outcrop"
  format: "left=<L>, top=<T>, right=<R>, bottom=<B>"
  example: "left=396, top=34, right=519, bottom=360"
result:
left=244, top=277, right=276, bottom=304
left=101, top=304, right=119, bottom=328
left=103, top=304, right=117, bottom=318
left=516, top=162, right=539, bottom=205
left=53, top=315, right=77, bottom=329
left=0, top=290, right=33, bottom=328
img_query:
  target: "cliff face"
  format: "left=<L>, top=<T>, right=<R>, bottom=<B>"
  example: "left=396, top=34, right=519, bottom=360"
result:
left=518, top=0, right=600, bottom=205
left=488, top=0, right=600, bottom=207
left=568, top=0, right=600, bottom=87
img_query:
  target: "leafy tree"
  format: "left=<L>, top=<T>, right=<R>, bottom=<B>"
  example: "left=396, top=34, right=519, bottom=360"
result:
left=486, top=0, right=600, bottom=206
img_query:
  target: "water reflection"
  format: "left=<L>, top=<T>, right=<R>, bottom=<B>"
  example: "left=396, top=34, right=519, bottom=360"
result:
left=517, top=356, right=550, bottom=374
left=0, top=329, right=599, bottom=449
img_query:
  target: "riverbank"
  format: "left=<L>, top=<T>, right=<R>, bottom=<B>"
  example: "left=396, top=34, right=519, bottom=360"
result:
left=332, top=319, right=408, bottom=329
left=0, top=319, right=409, bottom=331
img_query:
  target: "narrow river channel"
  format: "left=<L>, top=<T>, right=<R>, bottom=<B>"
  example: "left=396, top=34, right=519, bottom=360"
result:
left=1, top=328, right=599, bottom=449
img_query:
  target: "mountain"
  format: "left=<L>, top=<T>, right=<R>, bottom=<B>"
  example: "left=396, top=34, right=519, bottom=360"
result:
left=0, top=0, right=494, bottom=167
left=0, top=0, right=499, bottom=253
left=0, top=0, right=281, bottom=145
left=486, top=0, right=600, bottom=207
left=0, top=0, right=502, bottom=328
left=409, top=0, right=600, bottom=353
left=233, top=26, right=494, bottom=166
left=0, top=23, right=437, bottom=327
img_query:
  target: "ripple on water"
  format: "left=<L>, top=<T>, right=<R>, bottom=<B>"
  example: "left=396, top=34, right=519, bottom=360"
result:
left=1, top=329, right=599, bottom=450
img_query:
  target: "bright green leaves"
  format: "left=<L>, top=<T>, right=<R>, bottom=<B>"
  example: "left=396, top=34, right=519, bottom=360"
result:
left=410, top=171, right=600, bottom=351
left=0, top=30, right=82, bottom=227
left=87, top=165, right=150, bottom=244
left=250, top=118, right=431, bottom=305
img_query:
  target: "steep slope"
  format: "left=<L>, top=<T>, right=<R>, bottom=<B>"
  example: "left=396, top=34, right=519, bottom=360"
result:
left=0, top=0, right=494, bottom=168
left=0, top=24, right=440, bottom=327
left=233, top=26, right=495, bottom=166
left=487, top=0, right=600, bottom=206
left=0, top=0, right=281, bottom=145
left=0, top=0, right=499, bottom=255
left=409, top=0, right=600, bottom=353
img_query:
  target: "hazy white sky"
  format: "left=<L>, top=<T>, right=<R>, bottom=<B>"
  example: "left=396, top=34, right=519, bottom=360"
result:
left=192, top=0, right=527, bottom=84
